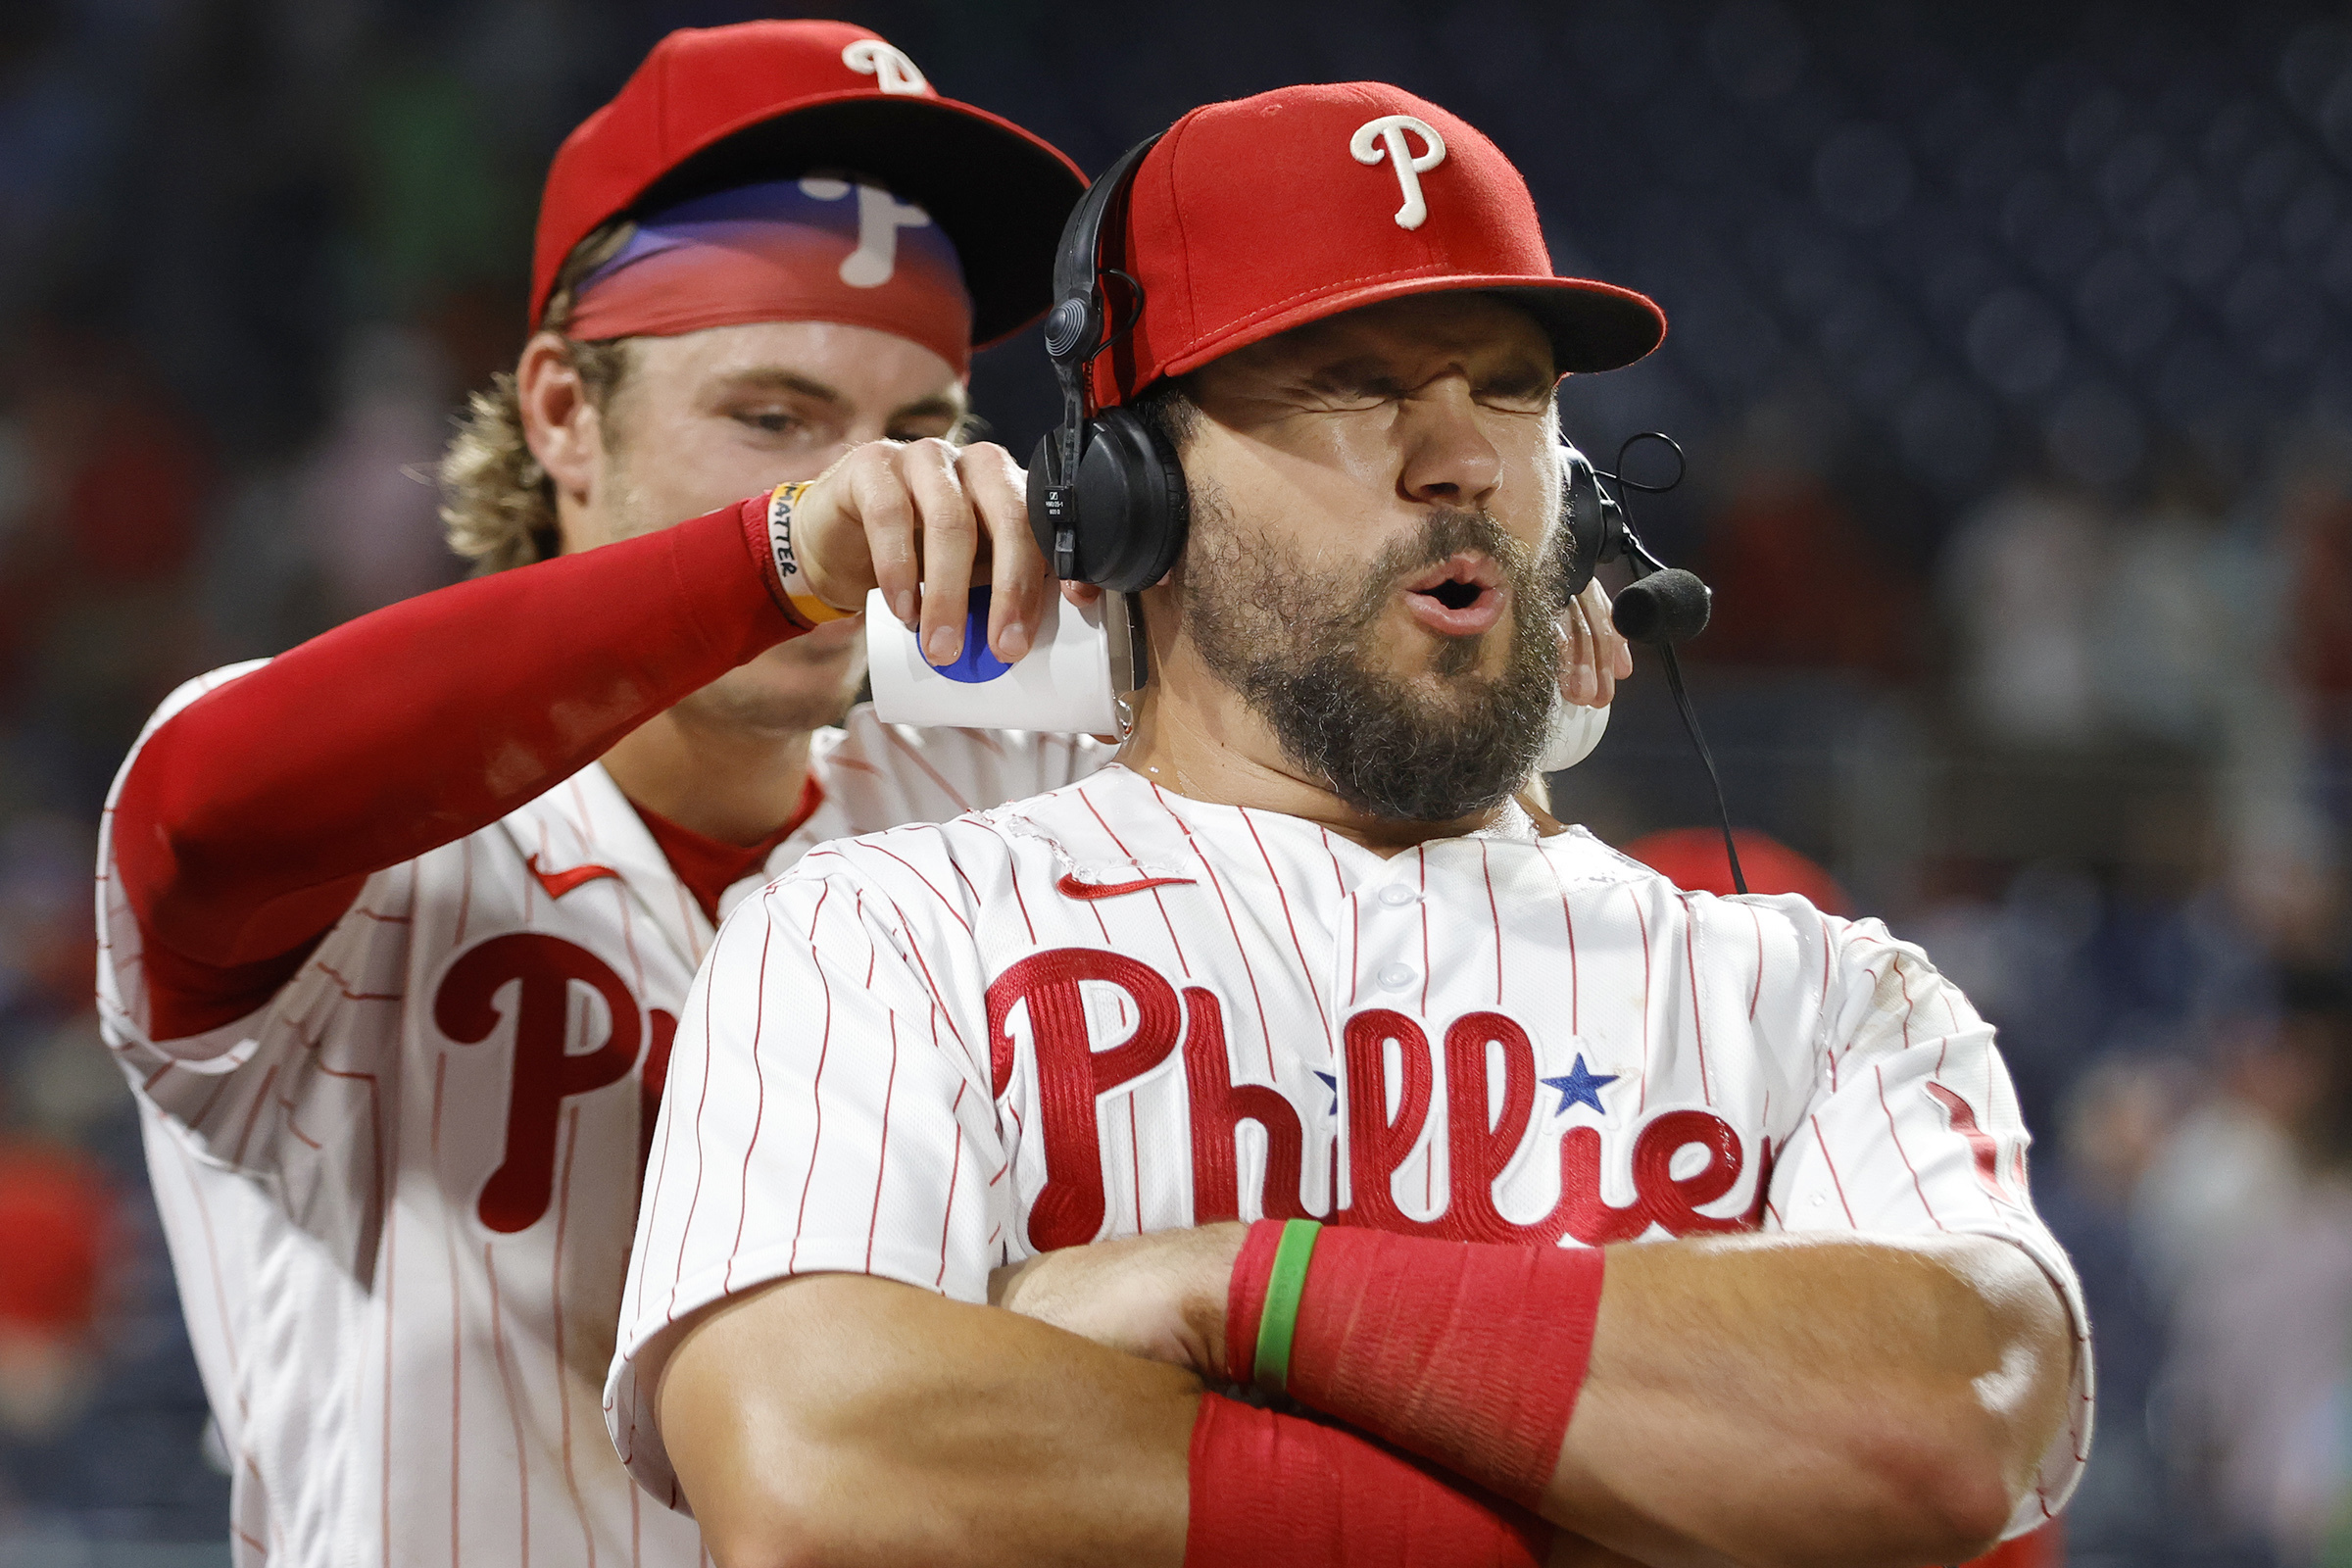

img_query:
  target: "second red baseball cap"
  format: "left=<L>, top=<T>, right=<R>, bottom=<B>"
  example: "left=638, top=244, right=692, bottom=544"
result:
left=1620, top=827, right=1851, bottom=912
left=532, top=20, right=1087, bottom=346
left=1091, top=83, right=1664, bottom=407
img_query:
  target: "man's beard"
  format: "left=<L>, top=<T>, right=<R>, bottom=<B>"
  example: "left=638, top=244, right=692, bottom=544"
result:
left=1180, top=487, right=1566, bottom=824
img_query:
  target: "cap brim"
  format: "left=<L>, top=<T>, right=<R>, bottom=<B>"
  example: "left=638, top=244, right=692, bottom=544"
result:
left=1161, top=271, right=1666, bottom=382
left=631, top=95, right=1088, bottom=348
left=1485, top=278, right=1668, bottom=374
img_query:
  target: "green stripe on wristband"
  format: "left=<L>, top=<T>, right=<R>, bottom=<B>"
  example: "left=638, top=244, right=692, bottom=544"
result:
left=1250, top=1218, right=1322, bottom=1395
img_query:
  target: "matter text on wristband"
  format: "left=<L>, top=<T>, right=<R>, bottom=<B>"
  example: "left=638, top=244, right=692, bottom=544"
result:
left=764, top=481, right=857, bottom=626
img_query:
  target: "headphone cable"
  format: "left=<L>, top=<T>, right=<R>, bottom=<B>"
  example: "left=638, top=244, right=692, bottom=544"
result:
left=1652, top=639, right=1747, bottom=897
left=1597, top=431, right=1748, bottom=898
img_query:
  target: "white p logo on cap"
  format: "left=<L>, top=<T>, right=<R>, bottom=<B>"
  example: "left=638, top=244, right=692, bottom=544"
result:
left=842, top=38, right=929, bottom=95
left=1350, top=114, right=1447, bottom=230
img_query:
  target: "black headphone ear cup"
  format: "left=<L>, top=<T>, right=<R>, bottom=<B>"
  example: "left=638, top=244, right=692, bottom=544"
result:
left=1071, top=406, right=1190, bottom=592
left=1557, top=445, right=1621, bottom=600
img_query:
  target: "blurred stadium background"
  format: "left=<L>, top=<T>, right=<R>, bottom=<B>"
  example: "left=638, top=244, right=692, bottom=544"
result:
left=4, top=0, right=2351, bottom=1562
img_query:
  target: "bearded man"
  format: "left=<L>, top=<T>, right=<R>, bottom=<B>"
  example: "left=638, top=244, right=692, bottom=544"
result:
left=609, top=83, right=2089, bottom=1568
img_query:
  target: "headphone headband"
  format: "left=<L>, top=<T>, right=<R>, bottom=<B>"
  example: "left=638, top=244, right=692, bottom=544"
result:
left=1044, top=134, right=1160, bottom=382
left=1031, top=133, right=1182, bottom=588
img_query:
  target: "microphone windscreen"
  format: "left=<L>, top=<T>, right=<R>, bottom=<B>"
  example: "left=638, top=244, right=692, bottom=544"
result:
left=1612, top=569, right=1712, bottom=646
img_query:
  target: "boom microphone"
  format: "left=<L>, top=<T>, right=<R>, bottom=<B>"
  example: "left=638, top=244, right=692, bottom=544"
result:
left=1561, top=431, right=1748, bottom=896
left=1611, top=567, right=1712, bottom=646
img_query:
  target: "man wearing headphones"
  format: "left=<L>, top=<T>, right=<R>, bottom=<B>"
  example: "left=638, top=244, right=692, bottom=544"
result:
left=611, top=82, right=2088, bottom=1568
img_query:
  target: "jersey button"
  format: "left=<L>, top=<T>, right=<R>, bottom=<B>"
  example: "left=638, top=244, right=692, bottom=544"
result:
left=1376, top=883, right=1418, bottom=908
left=1376, top=961, right=1415, bottom=992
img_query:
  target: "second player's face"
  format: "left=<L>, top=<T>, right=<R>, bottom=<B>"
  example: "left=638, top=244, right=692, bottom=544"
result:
left=575, top=319, right=967, bottom=731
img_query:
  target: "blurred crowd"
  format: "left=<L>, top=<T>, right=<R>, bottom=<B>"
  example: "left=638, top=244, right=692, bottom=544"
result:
left=5, top=0, right=2352, bottom=1563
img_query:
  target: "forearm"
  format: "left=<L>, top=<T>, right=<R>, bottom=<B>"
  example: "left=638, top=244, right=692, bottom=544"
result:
left=659, top=1272, right=1550, bottom=1568
left=115, top=500, right=791, bottom=985
left=663, top=1274, right=1197, bottom=1568
left=1551, top=1234, right=2069, bottom=1568
left=1242, top=1227, right=2068, bottom=1568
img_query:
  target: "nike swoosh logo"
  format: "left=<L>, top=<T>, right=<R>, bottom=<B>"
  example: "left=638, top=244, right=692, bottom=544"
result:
left=1055, top=872, right=1195, bottom=901
left=526, top=854, right=622, bottom=901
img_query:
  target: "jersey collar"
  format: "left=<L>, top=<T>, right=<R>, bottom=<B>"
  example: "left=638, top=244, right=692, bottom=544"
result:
left=496, top=762, right=716, bottom=969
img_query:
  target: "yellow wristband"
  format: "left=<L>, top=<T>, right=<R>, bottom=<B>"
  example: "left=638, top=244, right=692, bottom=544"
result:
left=764, top=482, right=856, bottom=625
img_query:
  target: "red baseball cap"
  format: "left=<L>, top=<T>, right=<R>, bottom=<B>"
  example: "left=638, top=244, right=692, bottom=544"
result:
left=1091, top=83, right=1664, bottom=407
left=532, top=21, right=1086, bottom=346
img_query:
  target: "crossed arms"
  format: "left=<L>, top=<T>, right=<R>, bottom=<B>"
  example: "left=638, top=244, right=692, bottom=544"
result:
left=657, top=1230, right=2067, bottom=1568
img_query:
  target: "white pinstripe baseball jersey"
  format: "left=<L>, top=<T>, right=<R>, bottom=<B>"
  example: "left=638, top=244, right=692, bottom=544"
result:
left=612, top=762, right=2092, bottom=1540
left=96, top=659, right=1108, bottom=1568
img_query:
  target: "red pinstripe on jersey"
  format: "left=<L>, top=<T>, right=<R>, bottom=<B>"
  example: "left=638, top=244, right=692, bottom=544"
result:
left=883, top=725, right=973, bottom=812
left=1680, top=899, right=1712, bottom=1105
left=1876, top=1063, right=1945, bottom=1231
left=1626, top=884, right=1653, bottom=1111
left=866, top=1014, right=902, bottom=1270
left=1241, top=808, right=1330, bottom=1038
left=936, top=1082, right=968, bottom=1288
left=1536, top=844, right=1580, bottom=1035
left=1415, top=846, right=1431, bottom=1016
left=1808, top=1113, right=1859, bottom=1225
left=552, top=1105, right=600, bottom=1567
left=1006, top=846, right=1039, bottom=944
left=870, top=843, right=973, bottom=933
left=1745, top=904, right=1765, bottom=1020
left=1151, top=782, right=1276, bottom=1077
left=482, top=1239, right=532, bottom=1564
left=725, top=921, right=774, bottom=1298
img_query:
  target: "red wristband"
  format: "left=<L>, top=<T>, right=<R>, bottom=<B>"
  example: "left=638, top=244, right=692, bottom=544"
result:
left=1274, top=1227, right=1605, bottom=1506
left=1185, top=1393, right=1548, bottom=1568
left=1223, top=1219, right=1287, bottom=1386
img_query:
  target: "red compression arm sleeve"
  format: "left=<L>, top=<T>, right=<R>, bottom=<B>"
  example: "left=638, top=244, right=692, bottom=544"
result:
left=1186, top=1393, right=1548, bottom=1568
left=112, top=499, right=799, bottom=1038
left=1227, top=1224, right=1605, bottom=1509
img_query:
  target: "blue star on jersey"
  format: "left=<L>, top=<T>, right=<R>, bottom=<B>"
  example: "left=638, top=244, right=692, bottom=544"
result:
left=1541, top=1054, right=1618, bottom=1117
left=1313, top=1070, right=1338, bottom=1116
